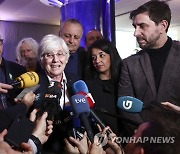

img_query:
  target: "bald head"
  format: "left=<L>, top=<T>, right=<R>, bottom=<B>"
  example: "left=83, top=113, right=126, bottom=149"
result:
left=60, top=19, right=83, bottom=54
left=85, top=29, right=103, bottom=49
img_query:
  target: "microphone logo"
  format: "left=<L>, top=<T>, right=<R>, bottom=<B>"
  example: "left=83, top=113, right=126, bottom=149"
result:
left=123, top=100, right=133, bottom=110
left=74, top=98, right=86, bottom=104
left=48, top=81, right=55, bottom=88
left=45, top=94, right=57, bottom=98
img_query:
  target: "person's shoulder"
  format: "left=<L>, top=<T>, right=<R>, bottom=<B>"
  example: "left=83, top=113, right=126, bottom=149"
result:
left=123, top=49, right=145, bottom=62
left=77, top=47, right=87, bottom=55
left=172, top=40, right=180, bottom=51
left=4, top=59, right=26, bottom=72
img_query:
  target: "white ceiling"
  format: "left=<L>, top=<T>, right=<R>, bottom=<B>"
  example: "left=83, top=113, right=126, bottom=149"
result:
left=0, top=0, right=180, bottom=32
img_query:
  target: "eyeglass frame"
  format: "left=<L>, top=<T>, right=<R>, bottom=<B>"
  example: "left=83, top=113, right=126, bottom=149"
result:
left=43, top=51, right=67, bottom=59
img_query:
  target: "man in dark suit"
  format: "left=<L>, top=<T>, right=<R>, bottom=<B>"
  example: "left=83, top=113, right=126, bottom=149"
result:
left=59, top=18, right=87, bottom=80
left=0, top=36, right=26, bottom=110
left=118, top=0, right=180, bottom=136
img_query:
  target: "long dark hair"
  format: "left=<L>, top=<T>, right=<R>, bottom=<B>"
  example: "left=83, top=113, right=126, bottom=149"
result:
left=86, top=39, right=122, bottom=84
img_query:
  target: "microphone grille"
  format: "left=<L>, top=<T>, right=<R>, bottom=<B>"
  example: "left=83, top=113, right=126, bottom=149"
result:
left=17, top=71, right=39, bottom=88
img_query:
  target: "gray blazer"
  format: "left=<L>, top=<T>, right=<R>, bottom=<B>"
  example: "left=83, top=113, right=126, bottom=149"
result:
left=118, top=41, right=180, bottom=135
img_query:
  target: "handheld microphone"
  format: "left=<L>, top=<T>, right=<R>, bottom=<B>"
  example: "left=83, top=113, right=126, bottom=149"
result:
left=72, top=80, right=110, bottom=133
left=117, top=96, right=143, bottom=113
left=36, top=81, right=62, bottom=120
left=72, top=80, right=89, bottom=94
left=70, top=94, right=94, bottom=142
left=10, top=71, right=39, bottom=88
left=94, top=108, right=141, bottom=126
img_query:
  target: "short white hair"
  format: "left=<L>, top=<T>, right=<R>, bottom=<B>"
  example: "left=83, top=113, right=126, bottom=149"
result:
left=39, top=34, right=70, bottom=61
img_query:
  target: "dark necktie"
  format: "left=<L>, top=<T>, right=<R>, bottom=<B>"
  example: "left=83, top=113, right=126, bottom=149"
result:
left=0, top=66, right=7, bottom=110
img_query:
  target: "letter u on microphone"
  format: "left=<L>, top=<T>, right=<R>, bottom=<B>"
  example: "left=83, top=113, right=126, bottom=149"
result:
left=117, top=96, right=143, bottom=113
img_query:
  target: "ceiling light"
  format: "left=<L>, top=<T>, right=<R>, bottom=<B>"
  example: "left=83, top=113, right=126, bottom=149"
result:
left=40, top=0, right=64, bottom=8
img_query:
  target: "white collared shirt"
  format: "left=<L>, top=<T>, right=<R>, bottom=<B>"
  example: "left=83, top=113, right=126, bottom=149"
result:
left=46, top=72, right=70, bottom=109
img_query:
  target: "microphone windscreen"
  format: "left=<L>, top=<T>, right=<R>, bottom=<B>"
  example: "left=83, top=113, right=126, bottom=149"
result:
left=70, top=94, right=90, bottom=118
left=117, top=96, right=143, bottom=113
left=72, top=80, right=89, bottom=94
left=16, top=72, right=39, bottom=88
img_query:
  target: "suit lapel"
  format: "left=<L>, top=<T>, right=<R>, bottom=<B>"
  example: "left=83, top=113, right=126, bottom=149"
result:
left=3, top=59, right=14, bottom=83
left=140, top=52, right=157, bottom=98
left=157, top=43, right=178, bottom=99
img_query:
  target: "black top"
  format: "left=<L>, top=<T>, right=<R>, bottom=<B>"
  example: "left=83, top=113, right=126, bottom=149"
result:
left=86, top=78, right=121, bottom=135
left=147, top=37, right=172, bottom=91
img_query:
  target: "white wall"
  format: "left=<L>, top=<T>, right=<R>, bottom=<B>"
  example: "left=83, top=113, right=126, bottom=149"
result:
left=116, top=25, right=180, bottom=60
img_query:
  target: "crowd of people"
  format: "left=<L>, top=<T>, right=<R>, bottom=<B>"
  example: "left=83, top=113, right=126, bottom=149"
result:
left=0, top=0, right=179, bottom=154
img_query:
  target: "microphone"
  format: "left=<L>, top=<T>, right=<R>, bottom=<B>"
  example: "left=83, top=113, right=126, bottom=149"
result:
left=10, top=71, right=39, bottom=88
left=94, top=108, right=141, bottom=126
left=73, top=80, right=112, bottom=134
left=36, top=81, right=62, bottom=120
left=117, top=96, right=143, bottom=113
left=72, top=80, right=89, bottom=94
left=70, top=94, right=94, bottom=142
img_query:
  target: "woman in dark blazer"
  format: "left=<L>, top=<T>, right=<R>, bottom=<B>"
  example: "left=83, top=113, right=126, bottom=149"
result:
left=85, top=39, right=122, bottom=135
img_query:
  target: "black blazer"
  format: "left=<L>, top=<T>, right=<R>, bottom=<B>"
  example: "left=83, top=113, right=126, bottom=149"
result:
left=118, top=41, right=180, bottom=136
left=86, top=79, right=120, bottom=135
left=2, top=58, right=26, bottom=107
left=33, top=70, right=79, bottom=153
left=0, top=104, right=27, bottom=132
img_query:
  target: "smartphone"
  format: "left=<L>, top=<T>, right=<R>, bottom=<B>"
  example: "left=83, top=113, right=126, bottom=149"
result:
left=5, top=114, right=35, bottom=149
left=15, top=84, right=40, bottom=100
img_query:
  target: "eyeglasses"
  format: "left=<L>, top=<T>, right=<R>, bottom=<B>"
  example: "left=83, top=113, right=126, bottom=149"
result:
left=44, top=52, right=66, bottom=59
left=0, top=39, right=3, bottom=46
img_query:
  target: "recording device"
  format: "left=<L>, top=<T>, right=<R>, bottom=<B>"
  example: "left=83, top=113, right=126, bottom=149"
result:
left=15, top=84, right=40, bottom=99
left=5, top=114, right=35, bottom=149
left=73, top=80, right=109, bottom=130
left=94, top=107, right=141, bottom=126
left=117, top=96, right=143, bottom=113
left=10, top=71, right=39, bottom=89
left=36, top=81, right=62, bottom=120
left=63, top=106, right=85, bottom=140
left=70, top=94, right=94, bottom=142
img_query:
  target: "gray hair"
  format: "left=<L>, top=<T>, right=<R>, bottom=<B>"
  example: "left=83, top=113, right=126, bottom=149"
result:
left=16, top=37, right=39, bottom=62
left=39, top=34, right=70, bottom=61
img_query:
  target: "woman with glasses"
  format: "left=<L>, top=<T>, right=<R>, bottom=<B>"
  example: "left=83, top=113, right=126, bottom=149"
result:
left=33, top=34, right=79, bottom=153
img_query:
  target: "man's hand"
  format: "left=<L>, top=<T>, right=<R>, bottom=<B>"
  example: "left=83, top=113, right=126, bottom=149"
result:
left=161, top=102, right=180, bottom=112
left=14, top=91, right=35, bottom=109
left=0, top=83, right=13, bottom=94
left=0, top=129, right=33, bottom=154
left=30, top=110, right=53, bottom=144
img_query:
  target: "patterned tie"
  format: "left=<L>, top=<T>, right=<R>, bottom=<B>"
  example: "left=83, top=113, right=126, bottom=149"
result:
left=0, top=66, right=7, bottom=110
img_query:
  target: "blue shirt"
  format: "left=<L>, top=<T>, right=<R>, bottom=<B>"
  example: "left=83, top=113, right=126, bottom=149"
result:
left=65, top=51, right=78, bottom=77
